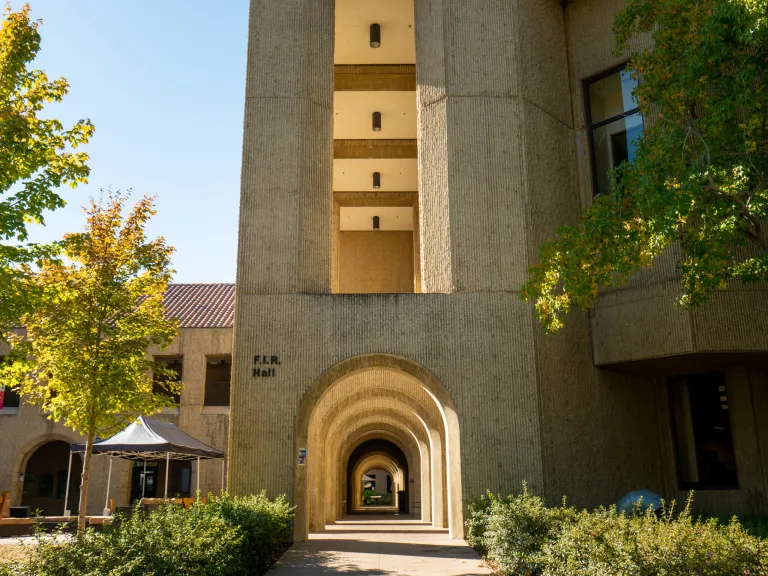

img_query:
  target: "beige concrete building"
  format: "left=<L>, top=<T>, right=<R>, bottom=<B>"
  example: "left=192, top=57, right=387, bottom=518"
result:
left=2, top=0, right=766, bottom=543
left=228, top=0, right=768, bottom=542
left=0, top=285, right=234, bottom=516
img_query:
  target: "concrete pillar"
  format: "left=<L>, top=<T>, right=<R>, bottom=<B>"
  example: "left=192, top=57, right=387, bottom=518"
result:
left=235, top=0, right=334, bottom=295
left=427, top=426, right=445, bottom=529
left=230, top=0, right=334, bottom=537
left=415, top=0, right=574, bottom=296
left=417, top=437, right=431, bottom=522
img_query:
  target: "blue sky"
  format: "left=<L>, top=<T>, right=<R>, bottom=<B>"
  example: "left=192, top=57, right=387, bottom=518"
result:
left=12, top=1, right=250, bottom=283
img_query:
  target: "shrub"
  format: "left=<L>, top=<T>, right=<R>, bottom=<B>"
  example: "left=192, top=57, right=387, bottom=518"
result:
left=3, top=492, right=294, bottom=576
left=204, top=491, right=293, bottom=574
left=542, top=503, right=768, bottom=576
left=467, top=485, right=577, bottom=575
left=467, top=488, right=768, bottom=576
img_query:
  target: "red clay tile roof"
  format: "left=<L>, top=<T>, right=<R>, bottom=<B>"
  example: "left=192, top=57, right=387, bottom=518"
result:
left=164, top=284, right=235, bottom=328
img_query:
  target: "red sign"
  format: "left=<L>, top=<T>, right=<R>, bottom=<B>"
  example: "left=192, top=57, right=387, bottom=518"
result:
left=0, top=388, right=5, bottom=410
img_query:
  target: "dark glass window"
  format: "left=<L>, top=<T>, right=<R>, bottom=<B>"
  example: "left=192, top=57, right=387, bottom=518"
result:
left=585, top=65, right=644, bottom=195
left=153, top=357, right=182, bottom=405
left=670, top=373, right=739, bottom=490
left=204, top=356, right=231, bottom=407
left=0, top=356, right=20, bottom=409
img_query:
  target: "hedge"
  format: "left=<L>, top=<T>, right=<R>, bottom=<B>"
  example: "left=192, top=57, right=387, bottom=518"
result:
left=1, top=492, right=294, bottom=576
left=467, top=487, right=768, bottom=576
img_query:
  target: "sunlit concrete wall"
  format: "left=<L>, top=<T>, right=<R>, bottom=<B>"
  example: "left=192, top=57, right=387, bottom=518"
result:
left=338, top=231, right=414, bottom=293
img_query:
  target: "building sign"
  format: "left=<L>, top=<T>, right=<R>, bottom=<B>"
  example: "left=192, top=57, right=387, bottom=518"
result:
left=298, top=449, right=307, bottom=465
left=253, top=355, right=280, bottom=378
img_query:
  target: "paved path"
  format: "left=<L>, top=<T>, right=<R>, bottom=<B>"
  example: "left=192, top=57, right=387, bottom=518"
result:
left=268, top=515, right=493, bottom=575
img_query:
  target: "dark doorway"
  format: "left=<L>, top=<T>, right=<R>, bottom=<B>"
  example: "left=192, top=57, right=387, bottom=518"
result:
left=22, top=441, right=81, bottom=516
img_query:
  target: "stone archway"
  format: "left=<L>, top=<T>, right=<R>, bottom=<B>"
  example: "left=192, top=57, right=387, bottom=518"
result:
left=8, top=433, right=80, bottom=509
left=20, top=440, right=81, bottom=516
left=295, top=354, right=463, bottom=541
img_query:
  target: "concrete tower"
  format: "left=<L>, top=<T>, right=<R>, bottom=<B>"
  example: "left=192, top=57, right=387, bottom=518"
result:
left=230, top=0, right=768, bottom=542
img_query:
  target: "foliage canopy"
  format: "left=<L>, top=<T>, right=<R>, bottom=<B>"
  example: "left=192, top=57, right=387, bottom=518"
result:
left=0, top=4, right=94, bottom=337
left=522, top=0, right=768, bottom=332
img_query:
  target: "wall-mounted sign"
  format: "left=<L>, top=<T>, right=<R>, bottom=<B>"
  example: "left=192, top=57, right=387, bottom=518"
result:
left=298, top=449, right=307, bottom=466
left=253, top=355, right=280, bottom=378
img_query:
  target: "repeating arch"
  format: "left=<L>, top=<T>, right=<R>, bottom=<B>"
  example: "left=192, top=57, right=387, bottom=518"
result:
left=295, top=354, right=463, bottom=541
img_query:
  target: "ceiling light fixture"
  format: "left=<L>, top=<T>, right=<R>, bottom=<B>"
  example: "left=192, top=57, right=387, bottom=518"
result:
left=373, top=172, right=381, bottom=189
left=372, top=111, right=382, bottom=132
left=370, top=24, right=381, bottom=48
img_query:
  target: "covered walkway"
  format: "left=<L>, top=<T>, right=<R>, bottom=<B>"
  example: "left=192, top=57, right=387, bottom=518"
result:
left=268, top=515, right=492, bottom=575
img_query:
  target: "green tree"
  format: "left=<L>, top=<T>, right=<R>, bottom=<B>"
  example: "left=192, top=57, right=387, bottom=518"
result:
left=522, top=0, right=768, bottom=332
left=2, top=193, right=179, bottom=532
left=1, top=4, right=94, bottom=339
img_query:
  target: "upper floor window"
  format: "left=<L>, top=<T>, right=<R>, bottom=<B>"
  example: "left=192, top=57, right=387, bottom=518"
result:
left=204, top=356, right=231, bottom=407
left=0, top=355, right=20, bottom=410
left=153, top=356, right=182, bottom=405
left=585, top=65, right=643, bottom=196
left=669, top=373, right=739, bottom=490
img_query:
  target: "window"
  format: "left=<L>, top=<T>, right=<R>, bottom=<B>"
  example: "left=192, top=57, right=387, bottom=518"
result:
left=0, top=356, right=20, bottom=409
left=204, top=356, right=231, bottom=407
left=585, top=64, right=644, bottom=196
left=670, top=373, right=739, bottom=490
left=153, top=357, right=182, bottom=404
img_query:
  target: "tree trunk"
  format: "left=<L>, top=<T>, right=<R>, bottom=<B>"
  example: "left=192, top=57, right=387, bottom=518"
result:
left=77, top=431, right=95, bottom=534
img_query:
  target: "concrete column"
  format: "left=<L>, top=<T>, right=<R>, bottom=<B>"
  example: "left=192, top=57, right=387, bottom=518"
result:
left=427, top=426, right=445, bottom=529
left=230, top=0, right=334, bottom=537
left=236, top=0, right=334, bottom=295
left=417, top=437, right=431, bottom=522
left=415, top=0, right=574, bottom=295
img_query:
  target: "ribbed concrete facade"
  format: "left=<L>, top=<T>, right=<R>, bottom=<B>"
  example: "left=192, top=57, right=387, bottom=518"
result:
left=230, top=0, right=768, bottom=542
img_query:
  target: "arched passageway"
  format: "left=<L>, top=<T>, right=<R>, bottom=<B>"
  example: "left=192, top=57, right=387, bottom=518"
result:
left=21, top=441, right=81, bottom=516
left=348, top=439, right=407, bottom=513
left=296, top=355, right=463, bottom=541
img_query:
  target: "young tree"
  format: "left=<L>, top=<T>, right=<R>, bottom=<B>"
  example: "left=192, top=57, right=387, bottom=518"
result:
left=0, top=4, right=94, bottom=339
left=2, top=193, right=179, bottom=532
left=522, top=0, right=767, bottom=332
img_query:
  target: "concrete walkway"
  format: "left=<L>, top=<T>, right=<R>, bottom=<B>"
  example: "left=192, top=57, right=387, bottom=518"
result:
left=268, top=515, right=493, bottom=575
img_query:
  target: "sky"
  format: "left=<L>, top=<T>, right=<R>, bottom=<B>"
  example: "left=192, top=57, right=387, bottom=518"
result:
left=10, top=1, right=250, bottom=283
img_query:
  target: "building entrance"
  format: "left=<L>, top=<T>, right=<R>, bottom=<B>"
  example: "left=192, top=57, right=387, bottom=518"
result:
left=295, top=355, right=464, bottom=541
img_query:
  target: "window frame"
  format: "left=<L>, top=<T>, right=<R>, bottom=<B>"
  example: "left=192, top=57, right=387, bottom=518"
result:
left=583, top=62, right=644, bottom=197
left=152, top=355, right=183, bottom=405
left=203, top=355, right=232, bottom=408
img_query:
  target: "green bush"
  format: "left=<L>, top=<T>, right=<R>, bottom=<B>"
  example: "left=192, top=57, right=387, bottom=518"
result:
left=467, top=488, right=768, bottom=576
left=543, top=504, right=767, bottom=576
left=3, top=492, right=294, bottom=576
left=467, top=486, right=576, bottom=575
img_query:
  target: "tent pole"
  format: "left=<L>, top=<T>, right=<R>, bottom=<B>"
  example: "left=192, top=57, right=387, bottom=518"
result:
left=142, top=459, right=147, bottom=500
left=63, top=451, right=73, bottom=516
left=221, top=459, right=225, bottom=495
left=196, top=456, right=200, bottom=496
left=104, top=457, right=113, bottom=516
left=164, top=453, right=170, bottom=499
